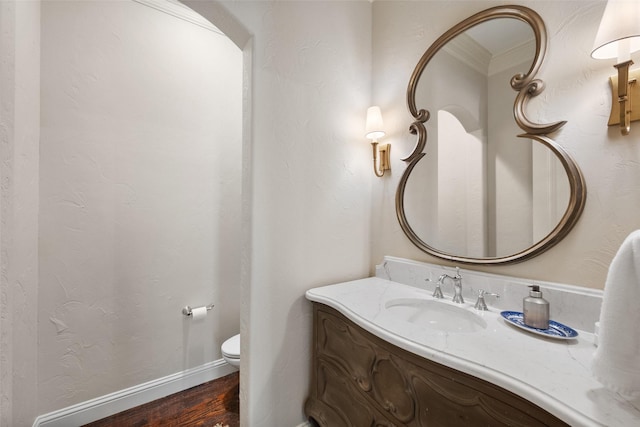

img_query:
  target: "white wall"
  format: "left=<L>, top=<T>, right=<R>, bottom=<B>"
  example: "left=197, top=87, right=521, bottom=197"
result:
left=187, top=2, right=373, bottom=425
left=489, top=61, right=534, bottom=256
left=6, top=0, right=635, bottom=426
left=0, top=1, right=40, bottom=425
left=437, top=110, right=486, bottom=256
left=37, top=0, right=242, bottom=416
left=1, top=0, right=372, bottom=424
left=372, top=0, right=631, bottom=290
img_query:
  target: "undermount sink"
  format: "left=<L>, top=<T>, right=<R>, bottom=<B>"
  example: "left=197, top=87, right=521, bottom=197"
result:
left=384, top=298, right=487, bottom=333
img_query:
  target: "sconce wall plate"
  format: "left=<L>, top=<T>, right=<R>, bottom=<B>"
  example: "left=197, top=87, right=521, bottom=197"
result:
left=608, top=66, right=640, bottom=127
left=371, top=142, right=391, bottom=177
left=378, top=143, right=391, bottom=172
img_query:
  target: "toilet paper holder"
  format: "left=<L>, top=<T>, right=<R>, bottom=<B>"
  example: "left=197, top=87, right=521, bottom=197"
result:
left=182, top=304, right=215, bottom=316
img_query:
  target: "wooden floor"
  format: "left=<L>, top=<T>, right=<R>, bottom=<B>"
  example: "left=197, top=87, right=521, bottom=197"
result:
left=84, top=372, right=239, bottom=427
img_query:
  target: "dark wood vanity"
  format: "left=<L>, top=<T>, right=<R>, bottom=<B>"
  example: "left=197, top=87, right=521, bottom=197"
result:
left=305, top=303, right=569, bottom=427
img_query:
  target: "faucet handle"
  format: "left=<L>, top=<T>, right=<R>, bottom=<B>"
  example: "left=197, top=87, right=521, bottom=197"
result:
left=474, top=289, right=500, bottom=311
left=425, top=278, right=444, bottom=299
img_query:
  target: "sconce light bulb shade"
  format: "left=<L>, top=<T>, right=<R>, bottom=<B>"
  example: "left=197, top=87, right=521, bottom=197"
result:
left=366, top=130, right=386, bottom=141
left=592, top=0, right=640, bottom=60
left=365, top=106, right=386, bottom=141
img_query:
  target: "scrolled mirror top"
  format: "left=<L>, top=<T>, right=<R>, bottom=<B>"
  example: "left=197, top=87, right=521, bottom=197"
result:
left=406, top=5, right=563, bottom=137
left=397, top=5, right=586, bottom=265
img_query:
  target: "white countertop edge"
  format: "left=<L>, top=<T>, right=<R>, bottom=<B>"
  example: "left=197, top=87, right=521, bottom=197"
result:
left=306, top=279, right=605, bottom=427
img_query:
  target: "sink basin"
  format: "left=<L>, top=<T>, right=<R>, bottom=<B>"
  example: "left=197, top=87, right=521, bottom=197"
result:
left=384, top=298, right=487, bottom=333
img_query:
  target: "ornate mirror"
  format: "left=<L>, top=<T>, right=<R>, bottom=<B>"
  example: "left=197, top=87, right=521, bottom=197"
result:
left=396, top=5, right=586, bottom=265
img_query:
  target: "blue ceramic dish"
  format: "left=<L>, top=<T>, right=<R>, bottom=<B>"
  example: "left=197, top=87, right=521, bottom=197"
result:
left=500, top=311, right=579, bottom=340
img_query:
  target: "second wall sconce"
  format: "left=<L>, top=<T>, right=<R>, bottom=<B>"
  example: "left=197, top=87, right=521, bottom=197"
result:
left=592, top=0, right=640, bottom=135
left=365, top=106, right=390, bottom=177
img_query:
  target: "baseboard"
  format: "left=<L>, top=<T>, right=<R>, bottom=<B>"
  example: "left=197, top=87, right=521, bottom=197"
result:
left=33, top=359, right=237, bottom=427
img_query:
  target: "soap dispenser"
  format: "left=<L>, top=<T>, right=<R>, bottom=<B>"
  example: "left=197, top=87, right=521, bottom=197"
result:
left=523, top=285, right=549, bottom=329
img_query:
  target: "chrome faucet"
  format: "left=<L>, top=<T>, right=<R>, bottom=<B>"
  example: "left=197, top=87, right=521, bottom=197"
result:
left=426, top=277, right=444, bottom=299
left=474, top=289, right=500, bottom=311
left=438, top=267, right=464, bottom=304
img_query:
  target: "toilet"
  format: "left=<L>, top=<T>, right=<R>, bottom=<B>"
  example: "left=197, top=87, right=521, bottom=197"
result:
left=221, top=334, right=240, bottom=368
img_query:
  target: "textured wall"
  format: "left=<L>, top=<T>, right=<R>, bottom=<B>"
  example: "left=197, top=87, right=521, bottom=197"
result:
left=38, top=0, right=242, bottom=415
left=372, top=0, right=627, bottom=290
left=189, top=1, right=374, bottom=425
left=5, top=1, right=630, bottom=426
left=0, top=1, right=40, bottom=425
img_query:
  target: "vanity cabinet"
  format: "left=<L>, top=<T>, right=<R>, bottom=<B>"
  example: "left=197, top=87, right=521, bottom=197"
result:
left=305, top=303, right=569, bottom=427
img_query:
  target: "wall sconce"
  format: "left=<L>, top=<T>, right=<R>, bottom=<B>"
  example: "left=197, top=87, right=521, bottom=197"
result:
left=592, top=0, right=640, bottom=135
left=365, top=106, right=390, bottom=177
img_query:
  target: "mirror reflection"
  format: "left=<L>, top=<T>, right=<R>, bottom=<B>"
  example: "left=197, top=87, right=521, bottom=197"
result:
left=398, top=6, right=586, bottom=264
left=406, top=18, right=568, bottom=258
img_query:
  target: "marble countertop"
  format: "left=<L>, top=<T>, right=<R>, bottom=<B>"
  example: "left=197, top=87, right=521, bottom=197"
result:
left=306, top=277, right=640, bottom=427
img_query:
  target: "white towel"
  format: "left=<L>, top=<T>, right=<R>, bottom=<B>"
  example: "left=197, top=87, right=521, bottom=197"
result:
left=592, top=230, right=640, bottom=397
